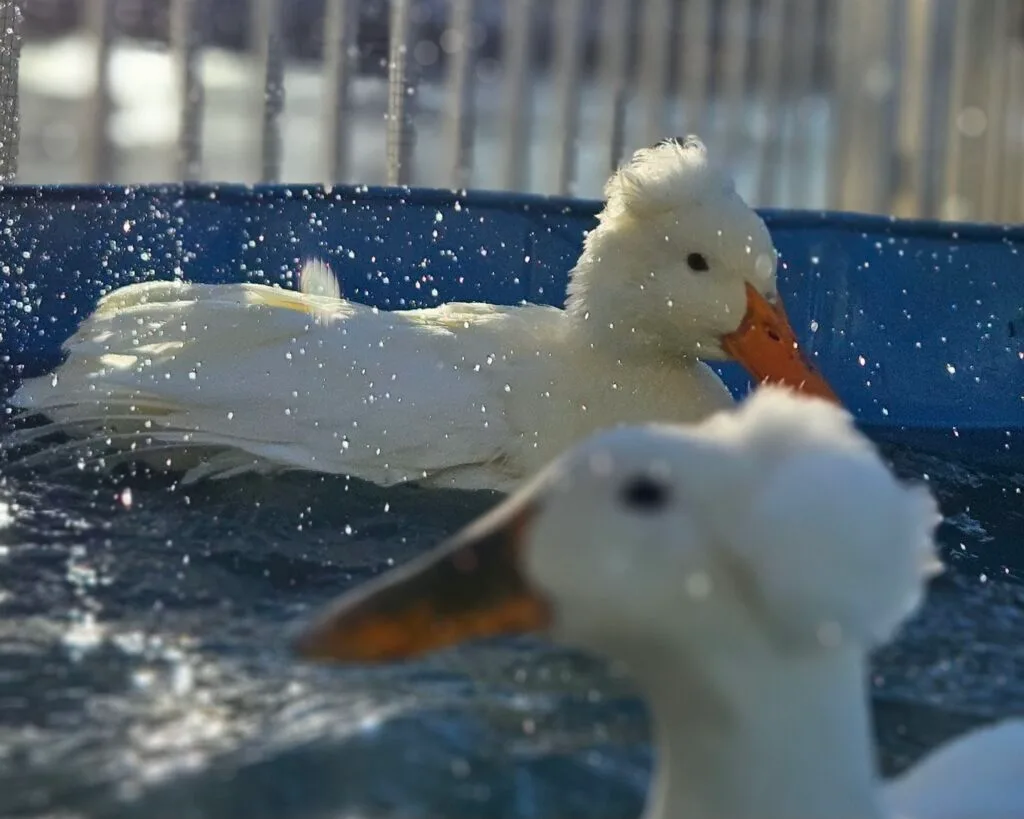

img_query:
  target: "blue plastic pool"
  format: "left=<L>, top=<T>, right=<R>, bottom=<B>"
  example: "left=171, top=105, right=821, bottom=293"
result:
left=0, top=185, right=1022, bottom=818
left=2, top=184, right=1022, bottom=462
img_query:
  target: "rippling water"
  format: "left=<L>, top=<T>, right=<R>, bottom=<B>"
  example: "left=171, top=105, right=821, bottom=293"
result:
left=0, top=427, right=1022, bottom=819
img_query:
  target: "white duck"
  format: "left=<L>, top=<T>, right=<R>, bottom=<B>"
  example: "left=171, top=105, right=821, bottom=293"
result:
left=294, top=387, right=1024, bottom=819
left=9, top=137, right=837, bottom=491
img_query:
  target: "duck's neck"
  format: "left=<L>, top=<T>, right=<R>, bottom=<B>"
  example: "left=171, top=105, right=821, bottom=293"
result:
left=564, top=295, right=687, bottom=368
left=564, top=245, right=688, bottom=366
left=633, top=645, right=884, bottom=819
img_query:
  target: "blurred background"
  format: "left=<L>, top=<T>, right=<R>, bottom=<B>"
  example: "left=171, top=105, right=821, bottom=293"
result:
left=1, top=0, right=1023, bottom=222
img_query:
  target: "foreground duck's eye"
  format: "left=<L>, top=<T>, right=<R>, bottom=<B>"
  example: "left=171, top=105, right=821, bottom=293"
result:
left=686, top=253, right=710, bottom=272
left=619, top=476, right=671, bottom=512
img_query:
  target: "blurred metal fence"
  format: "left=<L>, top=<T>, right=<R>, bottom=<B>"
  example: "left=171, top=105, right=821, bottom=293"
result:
left=0, top=0, right=21, bottom=182
left=1, top=0, right=1023, bottom=223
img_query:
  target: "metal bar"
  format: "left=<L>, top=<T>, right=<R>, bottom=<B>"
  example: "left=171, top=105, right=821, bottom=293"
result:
left=171, top=0, right=205, bottom=182
left=941, top=0, right=986, bottom=220
left=499, top=0, right=534, bottom=190
left=323, top=0, right=360, bottom=184
left=754, top=0, right=786, bottom=206
left=825, top=0, right=852, bottom=210
left=552, top=0, right=586, bottom=195
left=638, top=0, right=673, bottom=147
left=1003, top=35, right=1024, bottom=221
left=83, top=0, right=115, bottom=182
left=598, top=0, right=631, bottom=172
left=386, top=0, right=417, bottom=186
left=678, top=0, right=712, bottom=137
left=716, top=0, right=753, bottom=165
left=253, top=0, right=285, bottom=183
left=920, top=0, right=957, bottom=218
left=892, top=0, right=936, bottom=218
left=0, top=0, right=22, bottom=182
left=980, top=0, right=1012, bottom=222
left=863, top=3, right=899, bottom=214
left=444, top=0, right=477, bottom=190
left=881, top=1, right=904, bottom=214
left=828, top=1, right=898, bottom=213
left=781, top=0, right=818, bottom=208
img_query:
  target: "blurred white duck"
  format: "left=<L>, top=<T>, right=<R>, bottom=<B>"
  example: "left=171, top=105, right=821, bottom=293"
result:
left=294, top=388, right=1024, bottom=819
left=10, top=137, right=837, bottom=490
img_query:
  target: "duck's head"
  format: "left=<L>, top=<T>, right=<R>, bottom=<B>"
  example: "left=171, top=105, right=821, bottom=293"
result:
left=293, top=388, right=941, bottom=666
left=567, top=136, right=838, bottom=403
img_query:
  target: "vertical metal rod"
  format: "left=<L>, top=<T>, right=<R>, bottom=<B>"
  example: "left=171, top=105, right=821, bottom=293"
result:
left=253, top=0, right=285, bottom=183
left=781, top=0, right=817, bottom=208
left=920, top=0, right=955, bottom=217
left=499, top=0, right=534, bottom=190
left=825, top=0, right=852, bottom=210
left=717, top=0, right=753, bottom=164
left=1003, top=35, right=1024, bottom=221
left=598, top=0, right=631, bottom=172
left=83, top=0, right=115, bottom=183
left=0, top=0, right=22, bottom=182
left=828, top=1, right=897, bottom=213
left=679, top=0, right=712, bottom=137
left=444, top=0, right=477, bottom=189
left=941, top=0, right=985, bottom=220
left=386, top=0, right=417, bottom=186
left=171, top=0, right=205, bottom=182
left=637, top=0, right=673, bottom=147
left=552, top=0, right=586, bottom=195
left=678, top=0, right=712, bottom=137
left=754, top=0, right=786, bottom=206
left=892, top=0, right=936, bottom=218
left=980, top=0, right=1012, bottom=222
left=323, top=0, right=359, bottom=184
left=859, top=2, right=899, bottom=214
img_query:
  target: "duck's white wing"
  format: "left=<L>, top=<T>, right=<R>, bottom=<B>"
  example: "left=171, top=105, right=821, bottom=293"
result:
left=885, top=718, right=1024, bottom=819
left=10, top=275, right=553, bottom=488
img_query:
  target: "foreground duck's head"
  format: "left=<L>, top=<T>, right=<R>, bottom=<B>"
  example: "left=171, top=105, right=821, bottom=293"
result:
left=566, top=136, right=838, bottom=403
left=293, top=388, right=941, bottom=666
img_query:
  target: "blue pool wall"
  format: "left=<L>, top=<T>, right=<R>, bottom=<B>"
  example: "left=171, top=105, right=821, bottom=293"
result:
left=0, top=184, right=1021, bottom=463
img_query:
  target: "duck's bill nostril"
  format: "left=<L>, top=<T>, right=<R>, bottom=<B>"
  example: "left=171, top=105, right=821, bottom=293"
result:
left=719, top=283, right=841, bottom=405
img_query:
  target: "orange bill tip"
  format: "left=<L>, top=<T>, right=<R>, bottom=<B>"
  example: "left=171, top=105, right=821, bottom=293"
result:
left=721, top=283, right=841, bottom=405
left=292, top=500, right=551, bottom=664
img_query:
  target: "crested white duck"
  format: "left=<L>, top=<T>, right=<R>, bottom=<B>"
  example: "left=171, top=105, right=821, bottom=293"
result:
left=293, top=387, right=1024, bottom=819
left=9, top=137, right=837, bottom=491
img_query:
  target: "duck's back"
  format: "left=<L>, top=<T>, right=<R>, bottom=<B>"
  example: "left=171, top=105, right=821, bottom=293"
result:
left=10, top=279, right=566, bottom=486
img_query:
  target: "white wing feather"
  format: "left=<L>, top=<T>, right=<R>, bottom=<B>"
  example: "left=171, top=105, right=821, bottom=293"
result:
left=11, top=262, right=561, bottom=489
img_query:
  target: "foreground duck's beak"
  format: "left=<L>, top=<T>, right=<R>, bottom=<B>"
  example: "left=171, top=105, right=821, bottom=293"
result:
left=292, top=498, right=550, bottom=663
left=721, top=283, right=840, bottom=404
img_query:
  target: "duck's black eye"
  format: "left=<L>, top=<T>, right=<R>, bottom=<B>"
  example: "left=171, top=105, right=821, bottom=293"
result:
left=654, top=136, right=683, bottom=149
left=619, top=475, right=671, bottom=512
left=653, top=135, right=695, bottom=150
left=686, top=253, right=710, bottom=272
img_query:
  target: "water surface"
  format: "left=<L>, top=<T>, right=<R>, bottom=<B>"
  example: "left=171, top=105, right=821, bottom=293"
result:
left=0, top=431, right=1022, bottom=819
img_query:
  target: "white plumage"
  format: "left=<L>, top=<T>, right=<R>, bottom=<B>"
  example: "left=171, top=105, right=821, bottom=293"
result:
left=297, top=387, right=1024, bottom=819
left=10, top=137, right=834, bottom=490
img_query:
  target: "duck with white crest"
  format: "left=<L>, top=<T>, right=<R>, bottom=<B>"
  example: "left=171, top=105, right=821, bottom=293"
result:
left=294, top=387, right=1024, bottom=819
left=9, top=137, right=838, bottom=491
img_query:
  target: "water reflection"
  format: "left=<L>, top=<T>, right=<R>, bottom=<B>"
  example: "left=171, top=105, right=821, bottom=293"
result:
left=0, top=435, right=1020, bottom=818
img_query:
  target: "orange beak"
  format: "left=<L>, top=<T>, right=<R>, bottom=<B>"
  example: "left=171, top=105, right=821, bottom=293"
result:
left=293, top=495, right=550, bottom=664
left=721, top=283, right=840, bottom=405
